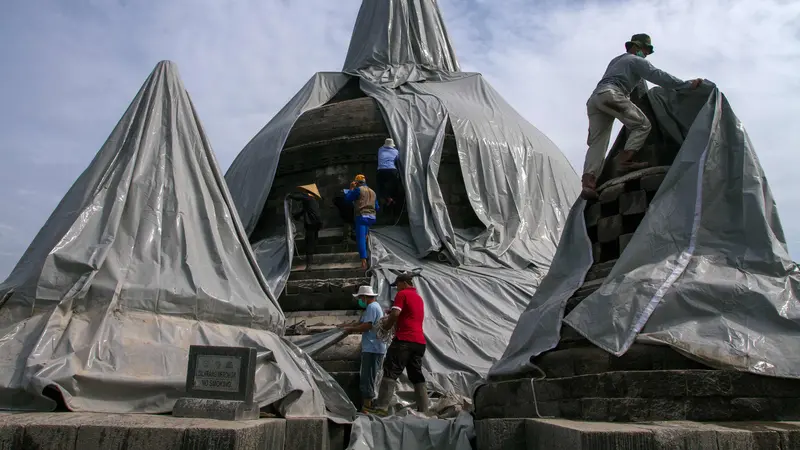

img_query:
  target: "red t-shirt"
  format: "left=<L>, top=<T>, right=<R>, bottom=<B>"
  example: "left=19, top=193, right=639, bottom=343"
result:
left=391, top=287, right=426, bottom=345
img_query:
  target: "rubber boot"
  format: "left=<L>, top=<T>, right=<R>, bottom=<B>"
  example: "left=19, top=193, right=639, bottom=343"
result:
left=580, top=173, right=599, bottom=200
left=615, top=149, right=649, bottom=172
left=369, top=378, right=398, bottom=415
left=413, top=383, right=430, bottom=414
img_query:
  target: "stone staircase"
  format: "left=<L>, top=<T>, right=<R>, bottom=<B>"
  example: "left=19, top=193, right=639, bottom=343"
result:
left=281, top=228, right=369, bottom=406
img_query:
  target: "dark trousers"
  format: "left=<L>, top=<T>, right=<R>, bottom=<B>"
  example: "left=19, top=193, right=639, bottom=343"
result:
left=376, top=169, right=400, bottom=201
left=382, top=339, right=426, bottom=384
left=304, top=223, right=321, bottom=263
left=377, top=169, right=402, bottom=219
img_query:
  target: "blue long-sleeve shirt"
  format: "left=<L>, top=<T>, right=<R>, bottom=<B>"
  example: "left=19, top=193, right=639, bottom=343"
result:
left=344, top=185, right=379, bottom=219
left=377, top=146, right=400, bottom=170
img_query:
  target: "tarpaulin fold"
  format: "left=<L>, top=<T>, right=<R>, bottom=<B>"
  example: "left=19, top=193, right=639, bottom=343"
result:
left=346, top=411, right=475, bottom=450
left=491, top=83, right=800, bottom=380
left=0, top=61, right=355, bottom=420
left=223, top=0, right=579, bottom=400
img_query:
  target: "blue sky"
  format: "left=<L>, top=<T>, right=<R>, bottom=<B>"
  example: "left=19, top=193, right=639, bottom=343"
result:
left=1, top=0, right=799, bottom=278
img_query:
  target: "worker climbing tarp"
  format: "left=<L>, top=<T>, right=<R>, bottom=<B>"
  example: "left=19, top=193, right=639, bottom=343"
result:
left=0, top=61, right=355, bottom=420
left=490, top=83, right=800, bottom=380
left=224, top=0, right=579, bottom=403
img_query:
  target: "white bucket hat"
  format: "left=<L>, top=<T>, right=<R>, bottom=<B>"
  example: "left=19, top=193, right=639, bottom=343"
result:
left=384, top=138, right=395, bottom=148
left=353, top=286, right=378, bottom=297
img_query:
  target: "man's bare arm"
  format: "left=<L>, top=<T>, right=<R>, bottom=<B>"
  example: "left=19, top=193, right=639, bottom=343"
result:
left=382, top=309, right=400, bottom=330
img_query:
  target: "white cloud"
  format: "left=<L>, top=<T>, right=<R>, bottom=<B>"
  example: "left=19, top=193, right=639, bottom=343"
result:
left=0, top=0, right=798, bottom=279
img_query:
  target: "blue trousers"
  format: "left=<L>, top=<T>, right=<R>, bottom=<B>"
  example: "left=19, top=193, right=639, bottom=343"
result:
left=360, top=352, right=385, bottom=400
left=355, top=215, right=376, bottom=259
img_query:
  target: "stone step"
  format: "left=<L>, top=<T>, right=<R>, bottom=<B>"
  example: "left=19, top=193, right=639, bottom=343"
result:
left=286, top=310, right=361, bottom=327
left=292, top=252, right=359, bottom=266
left=294, top=228, right=347, bottom=247
left=0, top=412, right=346, bottom=450
left=319, top=360, right=361, bottom=373
left=288, top=261, right=365, bottom=281
left=533, top=344, right=711, bottom=378
left=476, top=368, right=800, bottom=422
left=284, top=310, right=361, bottom=335
left=477, top=418, right=800, bottom=450
left=280, top=277, right=370, bottom=312
left=285, top=333, right=361, bottom=361
left=295, top=242, right=350, bottom=255
left=280, top=293, right=362, bottom=312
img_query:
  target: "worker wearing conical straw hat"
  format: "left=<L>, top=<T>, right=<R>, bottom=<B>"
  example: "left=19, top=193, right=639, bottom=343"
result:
left=289, top=183, right=323, bottom=271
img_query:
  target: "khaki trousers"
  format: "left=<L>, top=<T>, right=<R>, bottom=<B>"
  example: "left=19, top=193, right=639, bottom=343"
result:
left=583, top=88, right=652, bottom=176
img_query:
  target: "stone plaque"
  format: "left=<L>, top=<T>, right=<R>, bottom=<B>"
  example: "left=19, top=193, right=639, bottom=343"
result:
left=193, top=355, right=242, bottom=392
left=183, top=345, right=257, bottom=403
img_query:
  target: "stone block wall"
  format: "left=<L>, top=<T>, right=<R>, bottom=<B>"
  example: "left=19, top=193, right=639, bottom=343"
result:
left=250, top=96, right=481, bottom=240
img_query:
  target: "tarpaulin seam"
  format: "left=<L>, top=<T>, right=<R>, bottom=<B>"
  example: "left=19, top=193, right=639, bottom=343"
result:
left=620, top=93, right=721, bottom=355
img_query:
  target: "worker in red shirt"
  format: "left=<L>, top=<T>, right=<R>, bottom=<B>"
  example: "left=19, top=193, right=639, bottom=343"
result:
left=367, top=273, right=428, bottom=415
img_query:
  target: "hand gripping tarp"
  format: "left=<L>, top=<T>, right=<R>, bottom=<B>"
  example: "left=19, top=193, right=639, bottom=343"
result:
left=0, top=61, right=355, bottom=420
left=223, top=0, right=579, bottom=401
left=490, top=83, right=800, bottom=380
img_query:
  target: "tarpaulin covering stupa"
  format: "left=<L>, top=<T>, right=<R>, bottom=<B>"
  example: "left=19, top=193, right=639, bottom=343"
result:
left=0, top=61, right=355, bottom=420
left=490, top=83, right=800, bottom=380
left=223, top=0, right=579, bottom=400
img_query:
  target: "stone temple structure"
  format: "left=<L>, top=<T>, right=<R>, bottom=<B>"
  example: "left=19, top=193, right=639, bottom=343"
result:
left=224, top=0, right=579, bottom=410
left=474, top=76, right=800, bottom=447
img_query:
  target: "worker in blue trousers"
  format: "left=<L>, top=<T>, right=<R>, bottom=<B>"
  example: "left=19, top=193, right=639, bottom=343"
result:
left=344, top=174, right=379, bottom=271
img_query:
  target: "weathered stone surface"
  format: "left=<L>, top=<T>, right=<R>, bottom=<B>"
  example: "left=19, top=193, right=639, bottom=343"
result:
left=619, top=190, right=648, bottom=215
left=475, top=419, right=527, bottom=450
left=0, top=413, right=287, bottom=450
left=173, top=398, right=260, bottom=421
left=289, top=265, right=365, bottom=281
left=597, top=215, right=623, bottom=243
left=16, top=413, right=85, bottom=450
left=285, top=418, right=330, bottom=450
left=640, top=172, right=667, bottom=192
left=619, top=232, right=634, bottom=253
left=0, top=413, right=23, bottom=450
left=292, top=252, right=360, bottom=266
left=182, top=419, right=281, bottom=450
left=598, top=183, right=626, bottom=203
left=285, top=310, right=360, bottom=329
left=477, top=369, right=800, bottom=422
left=526, top=419, right=655, bottom=450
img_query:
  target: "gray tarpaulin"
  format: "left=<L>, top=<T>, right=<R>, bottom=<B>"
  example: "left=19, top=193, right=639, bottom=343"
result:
left=346, top=411, right=475, bottom=450
left=491, top=84, right=800, bottom=380
left=223, top=0, right=579, bottom=401
left=0, top=61, right=355, bottom=421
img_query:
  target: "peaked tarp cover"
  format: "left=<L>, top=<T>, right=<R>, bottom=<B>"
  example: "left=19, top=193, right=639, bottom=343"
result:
left=224, top=0, right=579, bottom=401
left=490, top=83, right=800, bottom=380
left=0, top=61, right=355, bottom=420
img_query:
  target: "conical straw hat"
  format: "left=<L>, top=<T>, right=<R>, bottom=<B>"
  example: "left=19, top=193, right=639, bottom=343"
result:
left=298, top=183, right=321, bottom=199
